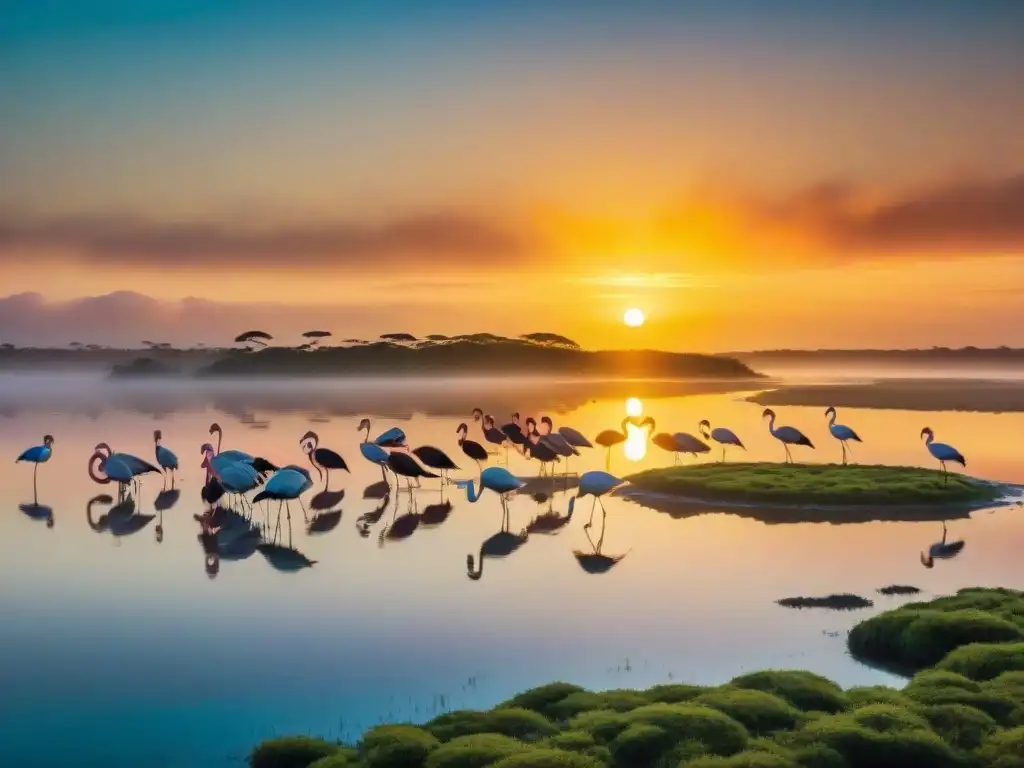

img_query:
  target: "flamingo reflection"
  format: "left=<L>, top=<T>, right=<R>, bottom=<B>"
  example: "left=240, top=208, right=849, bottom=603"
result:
left=921, top=521, right=965, bottom=568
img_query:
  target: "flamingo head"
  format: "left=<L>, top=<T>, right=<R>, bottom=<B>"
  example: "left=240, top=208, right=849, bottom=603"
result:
left=300, top=439, right=315, bottom=456
left=208, top=422, right=221, bottom=436
left=921, top=427, right=934, bottom=441
left=153, top=429, right=162, bottom=443
left=471, top=408, right=483, bottom=422
left=540, top=416, right=553, bottom=433
left=511, top=412, right=520, bottom=424
left=525, top=416, right=537, bottom=434
left=698, top=419, right=711, bottom=437
left=824, top=407, right=836, bottom=419
left=484, top=415, right=495, bottom=428
left=94, top=442, right=112, bottom=456
left=357, top=418, right=371, bottom=432
left=299, top=430, right=319, bottom=448
left=762, top=408, right=775, bottom=420
left=43, top=434, right=54, bottom=447
left=920, top=551, right=935, bottom=568
left=456, top=423, right=468, bottom=438
left=199, top=442, right=215, bottom=457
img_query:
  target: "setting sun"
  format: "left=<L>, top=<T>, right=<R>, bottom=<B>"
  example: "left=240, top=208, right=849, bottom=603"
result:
left=624, top=308, right=645, bottom=327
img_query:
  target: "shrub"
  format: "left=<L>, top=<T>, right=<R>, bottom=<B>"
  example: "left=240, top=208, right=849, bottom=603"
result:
left=845, top=685, right=918, bottom=709
left=566, top=710, right=631, bottom=744
left=424, top=734, right=529, bottom=768
left=796, top=716, right=964, bottom=768
left=623, top=703, right=749, bottom=756
left=250, top=737, right=340, bottom=768
left=906, top=669, right=981, bottom=693
left=644, top=684, right=705, bottom=704
left=543, top=731, right=597, bottom=752
left=728, top=670, right=847, bottom=714
left=308, top=753, right=357, bottom=768
left=610, top=723, right=672, bottom=767
left=977, top=725, right=1024, bottom=768
left=423, top=708, right=556, bottom=742
left=905, top=681, right=1020, bottom=725
left=490, top=748, right=607, bottom=768
left=848, top=703, right=930, bottom=734
left=683, top=752, right=796, bottom=768
left=500, top=683, right=585, bottom=718
left=694, top=688, right=803, bottom=734
left=359, top=725, right=440, bottom=768
left=788, top=743, right=846, bottom=768
left=550, top=690, right=651, bottom=719
left=937, top=642, right=1024, bottom=681
left=922, top=703, right=997, bottom=749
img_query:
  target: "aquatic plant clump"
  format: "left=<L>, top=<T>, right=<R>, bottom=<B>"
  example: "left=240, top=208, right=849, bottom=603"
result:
left=623, top=462, right=1004, bottom=507
left=776, top=594, right=874, bottom=611
left=249, top=588, right=1024, bottom=768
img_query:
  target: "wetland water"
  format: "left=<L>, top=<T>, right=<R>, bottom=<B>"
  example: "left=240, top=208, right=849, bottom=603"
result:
left=1, top=372, right=1022, bottom=767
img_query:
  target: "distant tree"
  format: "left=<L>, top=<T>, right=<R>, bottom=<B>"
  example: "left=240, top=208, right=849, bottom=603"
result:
left=301, top=330, right=331, bottom=349
left=235, top=330, right=273, bottom=350
left=520, top=332, right=580, bottom=349
left=68, top=341, right=82, bottom=348
left=380, top=332, right=418, bottom=343
left=425, top=334, right=450, bottom=341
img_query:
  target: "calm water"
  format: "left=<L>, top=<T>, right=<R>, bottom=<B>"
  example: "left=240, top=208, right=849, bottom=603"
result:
left=1, top=373, right=1022, bottom=767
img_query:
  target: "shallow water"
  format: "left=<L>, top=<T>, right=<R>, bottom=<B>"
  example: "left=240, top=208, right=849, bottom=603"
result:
left=1, top=373, right=1022, bottom=767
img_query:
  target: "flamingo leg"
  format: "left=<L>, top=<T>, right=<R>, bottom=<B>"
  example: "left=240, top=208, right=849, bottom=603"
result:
left=841, top=442, right=847, bottom=466
left=32, top=462, right=38, bottom=499
left=784, top=444, right=792, bottom=464
left=941, top=460, right=947, bottom=484
left=604, top=447, right=611, bottom=473
left=324, top=468, right=330, bottom=492
left=585, top=496, right=597, bottom=528
left=721, top=446, right=726, bottom=463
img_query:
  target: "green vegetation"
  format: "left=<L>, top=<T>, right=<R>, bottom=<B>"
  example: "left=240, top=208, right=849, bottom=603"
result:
left=250, top=589, right=1024, bottom=768
left=623, top=462, right=1004, bottom=507
left=776, top=595, right=874, bottom=611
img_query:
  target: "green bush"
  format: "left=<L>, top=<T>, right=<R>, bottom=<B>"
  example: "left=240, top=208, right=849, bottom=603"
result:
left=848, top=703, right=930, bottom=734
left=906, top=669, right=982, bottom=693
left=424, top=733, right=529, bottom=768
left=788, top=743, right=846, bottom=768
left=359, top=725, right=440, bottom=768
left=424, top=708, right=556, bottom=742
left=937, top=642, right=1024, bottom=681
left=694, top=688, right=803, bottom=734
left=565, top=710, right=631, bottom=744
left=610, top=723, right=672, bottom=767
left=728, top=670, right=847, bottom=714
left=490, top=747, right=606, bottom=768
left=250, top=737, right=341, bottom=768
left=905, top=681, right=1020, bottom=725
left=922, top=703, right=997, bottom=749
left=623, top=703, right=749, bottom=756
left=307, top=753, right=358, bottom=768
left=543, top=731, right=597, bottom=751
left=977, top=725, right=1024, bottom=768
left=644, top=684, right=705, bottom=704
left=796, top=715, right=964, bottom=768
left=500, top=683, right=585, bottom=718
left=550, top=690, right=651, bottom=719
left=683, top=751, right=796, bottom=768
left=845, top=685, right=918, bottom=709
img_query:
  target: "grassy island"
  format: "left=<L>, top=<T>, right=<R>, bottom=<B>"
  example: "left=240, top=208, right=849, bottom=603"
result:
left=250, top=588, right=1024, bottom=768
left=621, top=463, right=1006, bottom=509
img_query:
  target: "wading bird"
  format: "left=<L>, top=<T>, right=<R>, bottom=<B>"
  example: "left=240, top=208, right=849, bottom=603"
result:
left=596, top=416, right=654, bottom=471
left=16, top=434, right=54, bottom=498
left=387, top=451, right=438, bottom=493
left=252, top=467, right=313, bottom=522
left=358, top=418, right=407, bottom=448
left=88, top=451, right=135, bottom=501
left=472, top=409, right=508, bottom=454
left=499, top=412, right=529, bottom=458
left=698, top=420, right=745, bottom=463
left=530, top=417, right=578, bottom=475
left=920, top=427, right=966, bottom=483
left=201, top=444, right=262, bottom=513
left=207, top=423, right=277, bottom=478
left=824, top=407, right=862, bottom=465
left=920, top=521, right=965, bottom=567
left=540, top=416, right=593, bottom=450
left=411, top=445, right=459, bottom=485
left=153, top=430, right=179, bottom=486
left=299, top=431, right=349, bottom=491
left=523, top=431, right=561, bottom=477
left=356, top=421, right=391, bottom=482
left=456, top=423, right=489, bottom=469
left=93, top=443, right=160, bottom=496
left=762, top=409, right=814, bottom=463
left=567, top=471, right=625, bottom=527
left=456, top=466, right=524, bottom=515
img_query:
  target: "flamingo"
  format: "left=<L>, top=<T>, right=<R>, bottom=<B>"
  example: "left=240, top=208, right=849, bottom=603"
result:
left=456, top=423, right=489, bottom=470
left=499, top=412, right=529, bottom=459
left=920, top=521, right=966, bottom=568
left=411, top=445, right=459, bottom=486
left=523, top=429, right=561, bottom=477
left=651, top=432, right=710, bottom=464
left=698, top=420, right=745, bottom=463
left=299, top=431, right=349, bottom=491
left=153, top=430, right=179, bottom=486
left=456, top=466, right=524, bottom=517
left=356, top=420, right=391, bottom=482
left=595, top=416, right=654, bottom=471
left=567, top=471, right=625, bottom=527
left=533, top=417, right=579, bottom=475
left=824, top=407, right=862, bottom=465
left=762, top=409, right=814, bottom=463
left=357, top=418, right=407, bottom=448
left=652, top=432, right=684, bottom=464
left=252, top=467, right=314, bottom=523
left=201, top=444, right=263, bottom=514
left=207, top=423, right=277, bottom=478
left=16, top=434, right=54, bottom=498
left=387, top=451, right=438, bottom=494
left=471, top=409, right=508, bottom=454
left=93, top=443, right=160, bottom=496
left=540, top=416, right=593, bottom=450
left=921, top=427, right=966, bottom=484
left=88, top=451, right=135, bottom=502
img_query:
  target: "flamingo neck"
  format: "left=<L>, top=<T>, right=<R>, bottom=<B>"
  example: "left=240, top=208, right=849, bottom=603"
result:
left=766, top=413, right=776, bottom=433
left=827, top=411, right=836, bottom=426
left=464, top=479, right=483, bottom=503
left=567, top=496, right=576, bottom=519
left=88, top=454, right=110, bottom=484
left=468, top=550, right=484, bottom=580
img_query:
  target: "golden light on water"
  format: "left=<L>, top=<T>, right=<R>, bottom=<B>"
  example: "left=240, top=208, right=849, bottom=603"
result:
left=624, top=396, right=647, bottom=461
left=626, top=397, right=643, bottom=417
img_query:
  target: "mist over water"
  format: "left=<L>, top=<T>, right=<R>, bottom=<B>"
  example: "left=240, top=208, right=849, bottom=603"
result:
left=1, top=370, right=1022, bottom=767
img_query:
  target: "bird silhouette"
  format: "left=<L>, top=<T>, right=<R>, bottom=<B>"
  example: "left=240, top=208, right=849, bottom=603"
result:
left=698, top=420, right=745, bottom=463
left=920, top=427, right=965, bottom=484
left=762, top=409, right=814, bottom=463
left=825, top=407, right=862, bottom=465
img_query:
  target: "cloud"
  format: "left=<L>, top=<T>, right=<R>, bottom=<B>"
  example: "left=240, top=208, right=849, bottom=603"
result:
left=0, top=211, right=533, bottom=268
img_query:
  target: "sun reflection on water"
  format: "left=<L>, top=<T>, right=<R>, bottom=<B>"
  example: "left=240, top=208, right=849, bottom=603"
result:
left=624, top=397, right=647, bottom=462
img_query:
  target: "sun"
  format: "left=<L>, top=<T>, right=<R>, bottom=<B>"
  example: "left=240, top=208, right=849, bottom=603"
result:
left=623, top=307, right=645, bottom=327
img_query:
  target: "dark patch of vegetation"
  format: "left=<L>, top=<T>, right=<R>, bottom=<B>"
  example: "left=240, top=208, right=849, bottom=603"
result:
left=777, top=594, right=874, bottom=610
left=109, top=356, right=178, bottom=377
left=250, top=589, right=1024, bottom=768
left=878, top=584, right=922, bottom=596
left=848, top=587, right=1024, bottom=675
left=623, top=462, right=1003, bottom=508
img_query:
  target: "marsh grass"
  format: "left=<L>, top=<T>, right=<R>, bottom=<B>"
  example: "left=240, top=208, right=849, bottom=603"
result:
left=252, top=589, right=1024, bottom=768
left=624, top=462, right=1003, bottom=507
left=776, top=594, right=874, bottom=611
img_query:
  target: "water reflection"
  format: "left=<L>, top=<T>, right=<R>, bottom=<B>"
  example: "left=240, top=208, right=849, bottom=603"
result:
left=466, top=503, right=530, bottom=581
left=920, top=520, right=966, bottom=568
left=18, top=502, right=54, bottom=528
left=572, top=507, right=628, bottom=575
